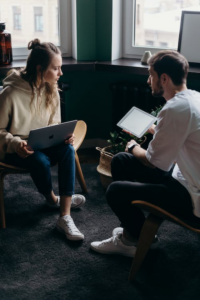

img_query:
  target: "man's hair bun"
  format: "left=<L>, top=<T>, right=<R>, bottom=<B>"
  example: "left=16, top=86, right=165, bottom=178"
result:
left=28, top=39, right=41, bottom=50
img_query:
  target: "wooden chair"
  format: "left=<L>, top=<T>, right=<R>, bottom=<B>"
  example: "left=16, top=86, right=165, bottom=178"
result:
left=0, top=120, right=87, bottom=229
left=128, top=200, right=200, bottom=282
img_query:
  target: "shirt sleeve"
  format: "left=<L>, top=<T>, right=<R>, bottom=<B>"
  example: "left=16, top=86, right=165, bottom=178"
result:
left=0, top=87, right=22, bottom=156
left=146, top=103, right=191, bottom=171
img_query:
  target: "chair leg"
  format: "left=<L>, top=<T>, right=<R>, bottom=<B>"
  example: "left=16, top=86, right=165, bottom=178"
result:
left=75, top=152, right=88, bottom=193
left=0, top=172, right=6, bottom=229
left=128, top=213, right=163, bottom=282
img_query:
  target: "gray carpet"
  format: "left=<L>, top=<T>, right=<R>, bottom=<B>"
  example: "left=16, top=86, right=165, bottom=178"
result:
left=0, top=164, right=200, bottom=300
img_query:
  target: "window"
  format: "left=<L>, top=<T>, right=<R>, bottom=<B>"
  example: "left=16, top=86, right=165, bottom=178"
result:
left=34, top=7, right=43, bottom=32
left=13, top=6, right=22, bottom=30
left=56, top=7, right=59, bottom=35
left=123, top=0, right=200, bottom=58
left=160, top=42, right=168, bottom=48
left=0, top=0, right=71, bottom=59
left=146, top=40, right=154, bottom=46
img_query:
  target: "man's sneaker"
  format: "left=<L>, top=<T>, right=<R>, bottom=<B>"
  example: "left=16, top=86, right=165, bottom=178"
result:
left=47, top=194, right=86, bottom=209
left=112, top=227, right=123, bottom=236
left=112, top=227, right=158, bottom=249
left=90, top=232, right=136, bottom=257
left=56, top=215, right=84, bottom=241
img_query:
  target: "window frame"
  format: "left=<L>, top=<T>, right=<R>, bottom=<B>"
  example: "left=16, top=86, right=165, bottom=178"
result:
left=13, top=0, right=72, bottom=60
left=123, top=0, right=172, bottom=59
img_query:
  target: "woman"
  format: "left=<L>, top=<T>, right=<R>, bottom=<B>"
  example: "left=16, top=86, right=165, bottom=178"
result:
left=0, top=39, right=85, bottom=241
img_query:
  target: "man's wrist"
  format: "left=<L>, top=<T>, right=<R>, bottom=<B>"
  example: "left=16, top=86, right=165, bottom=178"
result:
left=128, top=142, right=139, bottom=153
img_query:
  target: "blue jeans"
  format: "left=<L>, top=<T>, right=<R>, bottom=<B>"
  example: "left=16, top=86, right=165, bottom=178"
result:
left=4, top=144, right=75, bottom=196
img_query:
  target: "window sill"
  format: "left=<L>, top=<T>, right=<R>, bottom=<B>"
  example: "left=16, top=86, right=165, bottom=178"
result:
left=95, top=59, right=200, bottom=80
left=0, top=58, right=200, bottom=79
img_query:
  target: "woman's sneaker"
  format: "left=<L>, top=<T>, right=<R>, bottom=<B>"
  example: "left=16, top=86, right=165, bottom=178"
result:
left=90, top=232, right=136, bottom=257
left=56, top=215, right=84, bottom=241
left=47, top=194, right=86, bottom=209
left=112, top=227, right=159, bottom=249
left=71, top=194, right=86, bottom=209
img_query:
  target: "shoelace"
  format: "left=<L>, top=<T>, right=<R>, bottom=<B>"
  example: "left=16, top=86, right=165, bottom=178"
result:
left=64, top=218, right=80, bottom=234
left=100, top=233, right=122, bottom=247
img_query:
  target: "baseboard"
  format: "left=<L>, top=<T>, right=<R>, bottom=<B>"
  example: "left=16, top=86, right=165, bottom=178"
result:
left=80, top=139, right=109, bottom=149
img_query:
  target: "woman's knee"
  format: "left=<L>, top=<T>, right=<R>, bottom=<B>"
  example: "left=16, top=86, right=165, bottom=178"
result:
left=59, top=144, right=75, bottom=159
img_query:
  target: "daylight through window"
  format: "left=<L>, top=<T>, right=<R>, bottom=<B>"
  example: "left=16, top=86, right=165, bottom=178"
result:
left=134, top=0, right=200, bottom=49
left=0, top=0, right=59, bottom=48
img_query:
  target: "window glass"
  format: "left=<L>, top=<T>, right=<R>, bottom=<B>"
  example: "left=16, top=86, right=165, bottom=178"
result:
left=0, top=0, right=59, bottom=48
left=135, top=0, right=200, bottom=49
left=13, top=6, right=22, bottom=30
left=34, top=7, right=43, bottom=32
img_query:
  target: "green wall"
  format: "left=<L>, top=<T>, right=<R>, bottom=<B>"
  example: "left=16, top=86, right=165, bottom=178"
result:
left=76, top=0, right=96, bottom=60
left=61, top=70, right=149, bottom=140
left=76, top=0, right=112, bottom=61
left=61, top=69, right=200, bottom=141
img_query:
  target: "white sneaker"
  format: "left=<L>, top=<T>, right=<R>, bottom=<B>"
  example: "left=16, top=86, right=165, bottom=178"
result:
left=112, top=227, right=123, bottom=236
left=112, top=227, right=158, bottom=249
left=90, top=232, right=136, bottom=257
left=47, top=194, right=86, bottom=209
left=71, top=194, right=86, bottom=209
left=56, top=215, right=84, bottom=241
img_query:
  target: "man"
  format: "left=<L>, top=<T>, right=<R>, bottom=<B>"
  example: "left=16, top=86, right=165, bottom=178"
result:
left=90, top=50, right=200, bottom=257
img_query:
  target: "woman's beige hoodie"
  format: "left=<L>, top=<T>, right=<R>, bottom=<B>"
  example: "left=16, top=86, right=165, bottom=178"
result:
left=0, top=70, right=61, bottom=161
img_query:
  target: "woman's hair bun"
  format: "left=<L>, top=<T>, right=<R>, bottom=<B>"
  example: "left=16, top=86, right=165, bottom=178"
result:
left=28, top=39, right=41, bottom=50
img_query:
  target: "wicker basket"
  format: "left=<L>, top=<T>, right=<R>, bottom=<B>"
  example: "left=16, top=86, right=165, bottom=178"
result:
left=96, top=136, right=147, bottom=189
left=96, top=146, right=114, bottom=189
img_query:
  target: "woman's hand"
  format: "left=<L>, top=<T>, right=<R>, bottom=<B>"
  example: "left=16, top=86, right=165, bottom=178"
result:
left=65, top=134, right=75, bottom=146
left=147, top=124, right=156, bottom=135
left=16, top=141, right=34, bottom=158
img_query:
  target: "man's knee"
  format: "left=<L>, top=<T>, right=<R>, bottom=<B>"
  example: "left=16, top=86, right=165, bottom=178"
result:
left=111, top=152, right=127, bottom=174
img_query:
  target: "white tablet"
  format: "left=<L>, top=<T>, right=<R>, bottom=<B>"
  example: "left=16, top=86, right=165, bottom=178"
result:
left=117, top=106, right=157, bottom=138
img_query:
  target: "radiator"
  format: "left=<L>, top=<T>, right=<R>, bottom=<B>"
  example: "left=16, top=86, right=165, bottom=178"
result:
left=110, top=82, right=165, bottom=131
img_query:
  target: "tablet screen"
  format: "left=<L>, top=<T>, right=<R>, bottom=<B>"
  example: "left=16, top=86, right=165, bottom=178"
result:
left=117, top=106, right=157, bottom=138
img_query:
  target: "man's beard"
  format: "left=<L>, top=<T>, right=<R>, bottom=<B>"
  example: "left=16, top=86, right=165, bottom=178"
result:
left=152, top=81, right=164, bottom=98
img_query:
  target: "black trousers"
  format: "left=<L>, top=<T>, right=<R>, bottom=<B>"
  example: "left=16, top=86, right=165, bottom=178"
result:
left=106, top=152, right=193, bottom=239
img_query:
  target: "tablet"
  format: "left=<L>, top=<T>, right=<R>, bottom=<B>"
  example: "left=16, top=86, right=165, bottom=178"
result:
left=27, top=120, right=77, bottom=150
left=117, top=106, right=157, bottom=138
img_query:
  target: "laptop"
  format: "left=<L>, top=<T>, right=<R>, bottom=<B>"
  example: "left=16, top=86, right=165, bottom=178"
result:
left=117, top=106, right=157, bottom=138
left=27, top=120, right=77, bottom=150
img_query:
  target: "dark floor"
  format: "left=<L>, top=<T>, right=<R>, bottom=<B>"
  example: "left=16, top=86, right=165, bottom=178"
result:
left=78, top=147, right=100, bottom=164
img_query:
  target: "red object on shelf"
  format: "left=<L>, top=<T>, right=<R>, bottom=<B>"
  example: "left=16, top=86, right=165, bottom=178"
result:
left=0, top=22, right=13, bottom=65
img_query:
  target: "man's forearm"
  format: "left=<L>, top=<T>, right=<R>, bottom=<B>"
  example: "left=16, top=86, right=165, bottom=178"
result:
left=130, top=145, right=155, bottom=168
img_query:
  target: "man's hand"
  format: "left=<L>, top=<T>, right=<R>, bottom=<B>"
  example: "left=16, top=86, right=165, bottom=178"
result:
left=122, top=129, right=133, bottom=136
left=65, top=134, right=75, bottom=146
left=147, top=124, right=156, bottom=135
left=16, top=141, right=34, bottom=158
left=125, top=139, right=139, bottom=152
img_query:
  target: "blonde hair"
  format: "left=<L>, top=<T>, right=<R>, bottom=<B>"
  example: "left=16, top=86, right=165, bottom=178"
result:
left=20, top=39, right=61, bottom=113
